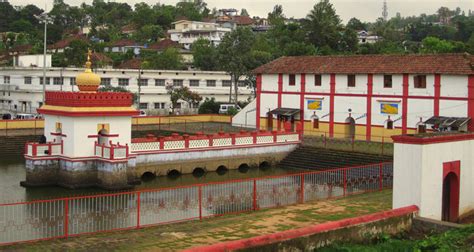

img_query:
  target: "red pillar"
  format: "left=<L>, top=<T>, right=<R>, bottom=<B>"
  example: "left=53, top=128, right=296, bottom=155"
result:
left=468, top=75, right=474, bottom=131
left=434, top=74, right=441, bottom=117
left=300, top=74, right=306, bottom=135
left=277, top=73, right=283, bottom=131
left=402, top=74, right=409, bottom=134
left=366, top=74, right=373, bottom=141
left=256, top=74, right=262, bottom=130
left=329, top=74, right=336, bottom=137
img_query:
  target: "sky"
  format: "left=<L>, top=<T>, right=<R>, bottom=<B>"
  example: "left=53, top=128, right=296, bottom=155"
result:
left=7, top=0, right=474, bottom=23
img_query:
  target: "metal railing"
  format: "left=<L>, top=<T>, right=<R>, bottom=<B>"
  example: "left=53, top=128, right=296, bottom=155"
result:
left=0, top=162, right=393, bottom=245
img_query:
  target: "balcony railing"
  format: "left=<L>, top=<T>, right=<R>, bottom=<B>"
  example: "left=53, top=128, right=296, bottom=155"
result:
left=94, top=141, right=129, bottom=160
left=24, top=141, right=63, bottom=157
left=130, top=130, right=300, bottom=153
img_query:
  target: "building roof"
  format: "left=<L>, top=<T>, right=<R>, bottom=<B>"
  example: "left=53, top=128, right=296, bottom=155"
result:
left=117, top=58, right=142, bottom=69
left=121, top=24, right=137, bottom=34
left=232, top=15, right=254, bottom=26
left=91, top=52, right=112, bottom=64
left=48, top=35, right=87, bottom=50
left=253, top=54, right=474, bottom=75
left=110, top=39, right=139, bottom=47
left=146, top=39, right=180, bottom=51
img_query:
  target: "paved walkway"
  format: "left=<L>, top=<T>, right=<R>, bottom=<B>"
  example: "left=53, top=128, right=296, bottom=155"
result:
left=3, top=190, right=392, bottom=251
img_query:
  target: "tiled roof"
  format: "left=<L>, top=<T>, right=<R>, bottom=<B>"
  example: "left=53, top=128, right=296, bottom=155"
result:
left=91, top=53, right=112, bottom=64
left=233, top=16, right=254, bottom=25
left=48, top=35, right=87, bottom=49
left=117, top=58, right=142, bottom=69
left=111, top=39, right=139, bottom=47
left=253, top=54, right=474, bottom=75
left=146, top=39, right=180, bottom=51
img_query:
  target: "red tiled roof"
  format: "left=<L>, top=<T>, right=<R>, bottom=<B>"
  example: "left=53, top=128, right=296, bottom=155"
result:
left=91, top=52, right=112, bottom=64
left=121, top=24, right=137, bottom=33
left=117, top=58, right=142, bottom=69
left=146, top=39, right=180, bottom=51
left=10, top=44, right=32, bottom=53
left=49, top=35, right=87, bottom=49
left=233, top=15, right=254, bottom=25
left=253, top=54, right=474, bottom=75
left=111, top=39, right=138, bottom=47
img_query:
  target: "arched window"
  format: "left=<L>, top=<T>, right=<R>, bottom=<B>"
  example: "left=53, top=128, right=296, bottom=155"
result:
left=344, top=116, right=356, bottom=139
left=311, top=113, right=319, bottom=129
left=98, top=128, right=109, bottom=146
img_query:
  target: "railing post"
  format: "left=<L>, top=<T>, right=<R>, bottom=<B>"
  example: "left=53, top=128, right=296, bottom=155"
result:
left=253, top=179, right=257, bottom=211
left=61, top=140, right=64, bottom=154
left=110, top=146, right=115, bottom=160
left=48, top=143, right=52, bottom=156
left=343, top=169, right=347, bottom=196
left=198, top=185, right=202, bottom=220
left=379, top=163, right=383, bottom=191
left=381, top=136, right=385, bottom=155
left=230, top=133, right=236, bottom=145
left=33, top=144, right=37, bottom=156
left=125, top=144, right=129, bottom=158
left=136, top=192, right=141, bottom=229
left=300, top=174, right=305, bottom=204
left=64, top=198, right=69, bottom=238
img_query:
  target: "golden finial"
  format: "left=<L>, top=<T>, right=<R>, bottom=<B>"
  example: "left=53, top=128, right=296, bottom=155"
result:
left=85, top=49, right=92, bottom=70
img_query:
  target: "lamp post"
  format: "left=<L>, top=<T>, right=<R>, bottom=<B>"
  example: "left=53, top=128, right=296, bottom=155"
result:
left=35, top=12, right=53, bottom=105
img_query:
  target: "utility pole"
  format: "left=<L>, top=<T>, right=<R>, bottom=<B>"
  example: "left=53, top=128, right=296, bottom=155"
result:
left=35, top=11, right=53, bottom=105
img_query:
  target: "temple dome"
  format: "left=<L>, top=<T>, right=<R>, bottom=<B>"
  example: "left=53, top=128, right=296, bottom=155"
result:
left=76, top=50, right=100, bottom=92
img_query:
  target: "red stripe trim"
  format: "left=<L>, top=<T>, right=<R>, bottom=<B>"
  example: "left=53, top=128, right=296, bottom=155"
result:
left=329, top=74, right=336, bottom=137
left=184, top=205, right=419, bottom=252
left=50, top=132, right=67, bottom=137
left=256, top=74, right=262, bottom=130
left=261, top=91, right=468, bottom=101
left=392, top=133, right=474, bottom=144
left=434, top=74, right=441, bottom=116
left=37, top=109, right=140, bottom=117
left=278, top=73, right=283, bottom=130
left=366, top=74, right=373, bottom=141
left=300, top=74, right=306, bottom=133
left=402, top=74, right=409, bottom=134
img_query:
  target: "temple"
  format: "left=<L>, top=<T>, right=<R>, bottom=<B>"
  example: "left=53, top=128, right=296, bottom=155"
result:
left=22, top=52, right=300, bottom=189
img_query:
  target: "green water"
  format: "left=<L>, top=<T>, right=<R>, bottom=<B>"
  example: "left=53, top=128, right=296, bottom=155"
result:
left=0, top=157, right=299, bottom=203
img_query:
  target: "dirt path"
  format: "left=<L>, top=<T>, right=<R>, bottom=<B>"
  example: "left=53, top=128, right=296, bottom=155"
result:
left=2, top=190, right=392, bottom=251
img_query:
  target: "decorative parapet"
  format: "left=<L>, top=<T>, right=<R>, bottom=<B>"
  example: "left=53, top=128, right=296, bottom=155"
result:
left=45, top=91, right=133, bottom=107
left=130, top=130, right=300, bottom=153
left=95, top=142, right=129, bottom=160
left=24, top=141, right=63, bottom=157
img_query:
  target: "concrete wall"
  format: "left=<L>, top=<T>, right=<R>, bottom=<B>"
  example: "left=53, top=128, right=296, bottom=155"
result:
left=393, top=136, right=474, bottom=221
left=232, top=99, right=256, bottom=128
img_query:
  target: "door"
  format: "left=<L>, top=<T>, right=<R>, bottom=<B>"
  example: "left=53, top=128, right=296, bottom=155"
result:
left=442, top=161, right=460, bottom=222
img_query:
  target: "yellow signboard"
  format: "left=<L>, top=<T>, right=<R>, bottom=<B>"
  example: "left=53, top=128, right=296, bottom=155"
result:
left=307, top=100, right=322, bottom=110
left=381, top=103, right=399, bottom=115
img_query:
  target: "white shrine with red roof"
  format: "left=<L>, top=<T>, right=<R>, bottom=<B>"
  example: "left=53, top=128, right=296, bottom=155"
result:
left=23, top=52, right=301, bottom=190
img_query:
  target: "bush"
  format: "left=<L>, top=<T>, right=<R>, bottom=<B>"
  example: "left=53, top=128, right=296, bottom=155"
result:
left=198, top=97, right=220, bottom=114
left=226, top=107, right=239, bottom=116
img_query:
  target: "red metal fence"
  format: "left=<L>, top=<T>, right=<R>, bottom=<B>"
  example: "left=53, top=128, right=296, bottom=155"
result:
left=0, top=162, right=393, bottom=245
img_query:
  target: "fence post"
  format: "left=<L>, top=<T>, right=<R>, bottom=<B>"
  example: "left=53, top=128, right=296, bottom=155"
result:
left=381, top=137, right=385, bottom=155
left=198, top=185, right=202, bottom=220
left=343, top=169, right=347, bottom=196
left=300, top=174, right=305, bottom=204
left=136, top=192, right=141, bottom=228
left=379, top=163, right=383, bottom=191
left=64, top=198, right=69, bottom=238
left=253, top=179, right=257, bottom=211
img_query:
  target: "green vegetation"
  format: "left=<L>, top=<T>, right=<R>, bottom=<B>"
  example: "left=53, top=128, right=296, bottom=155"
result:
left=319, top=225, right=474, bottom=251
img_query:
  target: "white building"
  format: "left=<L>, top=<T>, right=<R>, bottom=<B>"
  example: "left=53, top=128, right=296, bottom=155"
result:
left=357, top=30, right=381, bottom=44
left=168, top=20, right=231, bottom=50
left=14, top=54, right=52, bottom=68
left=0, top=67, right=252, bottom=115
left=242, top=54, right=474, bottom=141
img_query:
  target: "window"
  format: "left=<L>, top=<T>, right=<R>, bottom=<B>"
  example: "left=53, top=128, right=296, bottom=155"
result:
left=24, top=77, right=32, bottom=85
left=312, top=116, right=319, bottom=129
left=154, top=102, right=166, bottom=109
left=3, top=76, right=10, bottom=84
left=384, top=75, right=392, bottom=88
left=138, top=78, right=148, bottom=86
left=118, top=78, right=129, bottom=86
left=414, top=75, right=426, bottom=89
left=53, top=77, right=63, bottom=85
left=173, top=79, right=183, bottom=87
left=155, top=79, right=165, bottom=86
left=40, top=77, right=50, bottom=85
left=347, top=75, right=356, bottom=87
left=314, top=75, right=321, bottom=86
left=206, top=80, right=216, bottom=87
left=189, top=80, right=200, bottom=87
left=238, top=81, right=246, bottom=87
left=289, top=74, right=295, bottom=86
left=70, top=77, right=76, bottom=86
left=139, top=103, right=148, bottom=109
left=101, top=78, right=110, bottom=86
left=386, top=120, right=393, bottom=130
left=222, top=80, right=231, bottom=87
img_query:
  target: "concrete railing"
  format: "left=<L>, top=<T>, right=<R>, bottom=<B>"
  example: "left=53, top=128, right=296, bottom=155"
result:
left=130, top=130, right=300, bottom=153
left=94, top=142, right=129, bottom=160
left=24, top=141, right=63, bottom=157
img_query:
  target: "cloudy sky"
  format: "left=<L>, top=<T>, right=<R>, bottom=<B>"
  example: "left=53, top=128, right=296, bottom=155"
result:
left=8, top=0, right=474, bottom=22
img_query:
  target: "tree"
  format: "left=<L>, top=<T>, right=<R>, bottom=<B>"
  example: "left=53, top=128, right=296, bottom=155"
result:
left=0, top=2, right=18, bottom=33
left=304, top=0, right=343, bottom=52
left=165, top=85, right=201, bottom=113
left=142, top=47, right=184, bottom=70
left=132, top=3, right=156, bottom=27
left=133, top=25, right=164, bottom=43
left=9, top=19, right=34, bottom=34
left=217, top=27, right=256, bottom=104
left=192, top=38, right=219, bottom=71
left=346, top=17, right=366, bottom=31
left=198, top=97, right=220, bottom=114
left=64, top=40, right=90, bottom=67
left=268, top=5, right=285, bottom=25
left=240, top=8, right=249, bottom=17
left=421, top=36, right=456, bottom=53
